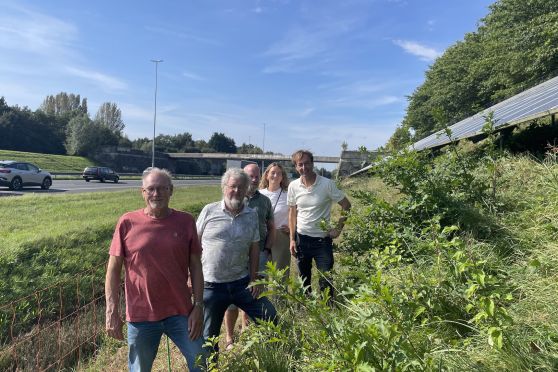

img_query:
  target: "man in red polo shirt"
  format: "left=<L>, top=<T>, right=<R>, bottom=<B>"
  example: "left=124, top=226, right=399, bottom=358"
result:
left=105, top=167, right=205, bottom=371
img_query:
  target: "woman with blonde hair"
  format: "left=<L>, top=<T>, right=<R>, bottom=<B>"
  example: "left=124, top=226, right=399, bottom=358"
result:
left=259, top=162, right=291, bottom=279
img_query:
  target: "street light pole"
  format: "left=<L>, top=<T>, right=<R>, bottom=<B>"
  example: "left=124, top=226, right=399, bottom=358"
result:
left=261, top=123, right=266, bottom=172
left=151, top=59, right=163, bottom=168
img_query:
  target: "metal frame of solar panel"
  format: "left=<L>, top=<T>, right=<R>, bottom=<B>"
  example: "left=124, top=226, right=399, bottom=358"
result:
left=411, top=75, right=558, bottom=151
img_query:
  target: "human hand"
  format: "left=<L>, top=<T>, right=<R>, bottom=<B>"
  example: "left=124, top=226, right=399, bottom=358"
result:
left=106, top=312, right=124, bottom=340
left=188, top=305, right=203, bottom=340
left=249, top=282, right=264, bottom=298
left=289, top=240, right=297, bottom=256
left=328, top=227, right=341, bottom=239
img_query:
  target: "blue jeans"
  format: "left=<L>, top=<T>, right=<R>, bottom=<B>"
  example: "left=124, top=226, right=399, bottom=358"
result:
left=295, top=233, right=334, bottom=295
left=203, top=276, right=277, bottom=351
left=127, top=315, right=205, bottom=372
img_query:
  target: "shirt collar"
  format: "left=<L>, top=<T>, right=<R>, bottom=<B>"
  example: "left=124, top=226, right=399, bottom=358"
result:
left=220, top=200, right=250, bottom=216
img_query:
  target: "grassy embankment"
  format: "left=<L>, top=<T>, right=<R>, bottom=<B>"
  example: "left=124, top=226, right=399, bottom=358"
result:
left=0, top=149, right=94, bottom=173
left=5, top=148, right=558, bottom=371
left=205, top=149, right=558, bottom=371
left=0, top=185, right=221, bottom=370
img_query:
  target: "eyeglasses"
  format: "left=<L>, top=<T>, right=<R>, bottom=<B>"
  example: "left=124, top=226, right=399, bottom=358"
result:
left=225, top=184, right=242, bottom=191
left=142, top=186, right=170, bottom=195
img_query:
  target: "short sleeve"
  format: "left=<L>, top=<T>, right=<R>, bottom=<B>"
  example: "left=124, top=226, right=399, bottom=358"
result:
left=328, top=179, right=346, bottom=203
left=196, top=205, right=209, bottom=239
left=109, top=215, right=129, bottom=257
left=287, top=183, right=296, bottom=206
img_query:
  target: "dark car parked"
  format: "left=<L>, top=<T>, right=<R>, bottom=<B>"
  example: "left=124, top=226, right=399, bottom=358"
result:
left=82, top=167, right=119, bottom=183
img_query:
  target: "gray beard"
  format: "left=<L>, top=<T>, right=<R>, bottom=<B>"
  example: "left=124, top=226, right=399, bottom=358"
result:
left=148, top=200, right=166, bottom=209
left=225, top=197, right=243, bottom=211
left=247, top=183, right=258, bottom=195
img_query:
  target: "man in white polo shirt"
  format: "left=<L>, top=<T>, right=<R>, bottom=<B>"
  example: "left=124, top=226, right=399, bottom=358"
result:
left=287, top=149, right=351, bottom=296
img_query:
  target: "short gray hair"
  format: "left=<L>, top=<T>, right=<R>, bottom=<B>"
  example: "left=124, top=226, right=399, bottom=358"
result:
left=221, top=168, right=249, bottom=193
left=142, top=167, right=173, bottom=185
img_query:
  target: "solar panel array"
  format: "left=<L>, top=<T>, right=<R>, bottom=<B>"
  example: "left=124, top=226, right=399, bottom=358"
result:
left=411, top=75, right=558, bottom=151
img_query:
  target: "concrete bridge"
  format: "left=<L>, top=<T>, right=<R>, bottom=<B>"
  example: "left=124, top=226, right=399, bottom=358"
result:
left=168, top=151, right=378, bottom=177
left=167, top=152, right=340, bottom=163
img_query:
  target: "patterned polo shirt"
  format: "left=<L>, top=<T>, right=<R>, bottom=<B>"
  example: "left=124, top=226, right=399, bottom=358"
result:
left=196, top=200, right=260, bottom=283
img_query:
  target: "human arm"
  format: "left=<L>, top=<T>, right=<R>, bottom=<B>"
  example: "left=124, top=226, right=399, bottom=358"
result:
left=248, top=241, right=263, bottom=297
left=105, top=255, right=124, bottom=340
left=265, top=218, right=276, bottom=252
left=288, top=205, right=297, bottom=256
left=188, top=253, right=204, bottom=340
left=328, top=197, right=352, bottom=239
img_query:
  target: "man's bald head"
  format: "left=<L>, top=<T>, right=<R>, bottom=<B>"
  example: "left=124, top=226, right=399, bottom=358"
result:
left=243, top=163, right=261, bottom=196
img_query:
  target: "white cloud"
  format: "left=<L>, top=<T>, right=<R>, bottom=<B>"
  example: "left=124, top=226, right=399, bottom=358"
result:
left=262, top=17, right=360, bottom=73
left=65, top=66, right=127, bottom=92
left=182, top=71, right=205, bottom=81
left=330, top=95, right=402, bottom=109
left=0, top=3, right=78, bottom=59
left=393, top=39, right=441, bottom=62
left=144, top=25, right=221, bottom=46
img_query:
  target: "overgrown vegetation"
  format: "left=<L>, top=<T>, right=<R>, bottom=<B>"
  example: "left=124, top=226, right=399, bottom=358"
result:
left=211, top=142, right=558, bottom=370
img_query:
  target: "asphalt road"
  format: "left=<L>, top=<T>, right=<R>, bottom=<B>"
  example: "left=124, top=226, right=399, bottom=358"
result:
left=0, top=178, right=220, bottom=196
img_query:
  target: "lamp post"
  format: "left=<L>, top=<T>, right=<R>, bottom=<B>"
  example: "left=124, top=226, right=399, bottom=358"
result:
left=151, top=59, right=163, bottom=168
left=261, top=123, right=266, bottom=171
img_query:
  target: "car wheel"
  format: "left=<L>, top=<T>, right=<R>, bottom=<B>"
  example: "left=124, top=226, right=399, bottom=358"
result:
left=9, top=177, right=22, bottom=191
left=114, top=177, right=119, bottom=183
left=100, top=177, right=106, bottom=183
left=85, top=178, right=90, bottom=182
left=41, top=177, right=52, bottom=190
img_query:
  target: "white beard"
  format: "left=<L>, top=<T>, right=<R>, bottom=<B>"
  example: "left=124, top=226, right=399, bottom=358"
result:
left=148, top=200, right=166, bottom=209
left=225, top=196, right=243, bottom=211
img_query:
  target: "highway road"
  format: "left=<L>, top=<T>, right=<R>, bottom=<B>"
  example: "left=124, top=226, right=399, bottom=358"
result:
left=0, top=178, right=221, bottom=196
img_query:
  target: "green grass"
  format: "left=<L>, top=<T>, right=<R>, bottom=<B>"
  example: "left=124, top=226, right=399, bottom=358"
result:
left=0, top=184, right=222, bottom=368
left=0, top=185, right=221, bottom=306
left=0, top=186, right=220, bottom=257
left=0, top=149, right=95, bottom=172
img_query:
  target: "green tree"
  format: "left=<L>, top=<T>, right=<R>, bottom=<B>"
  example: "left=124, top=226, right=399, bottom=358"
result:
left=387, top=125, right=412, bottom=151
left=94, top=102, right=124, bottom=134
left=0, top=97, right=65, bottom=154
left=401, top=0, right=558, bottom=142
left=208, top=132, right=237, bottom=153
left=39, top=92, right=87, bottom=116
left=237, top=143, right=263, bottom=154
left=65, top=115, right=119, bottom=156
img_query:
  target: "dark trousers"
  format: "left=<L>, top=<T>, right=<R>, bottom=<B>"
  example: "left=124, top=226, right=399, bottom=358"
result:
left=203, top=276, right=277, bottom=352
left=295, top=233, right=334, bottom=295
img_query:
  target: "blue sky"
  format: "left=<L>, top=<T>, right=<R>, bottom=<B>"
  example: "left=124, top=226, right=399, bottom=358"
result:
left=1, top=0, right=494, bottom=158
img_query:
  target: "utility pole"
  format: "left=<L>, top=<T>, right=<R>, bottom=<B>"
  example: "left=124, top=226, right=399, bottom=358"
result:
left=151, top=59, right=163, bottom=168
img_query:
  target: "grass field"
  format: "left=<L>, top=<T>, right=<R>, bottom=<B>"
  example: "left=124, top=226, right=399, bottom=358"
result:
left=0, top=185, right=221, bottom=303
left=0, top=185, right=222, bottom=370
left=0, top=149, right=95, bottom=173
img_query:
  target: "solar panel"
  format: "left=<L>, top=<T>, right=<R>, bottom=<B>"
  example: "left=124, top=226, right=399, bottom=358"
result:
left=411, top=75, right=558, bottom=151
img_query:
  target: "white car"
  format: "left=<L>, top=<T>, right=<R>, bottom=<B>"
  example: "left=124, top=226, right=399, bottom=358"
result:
left=0, top=160, right=53, bottom=190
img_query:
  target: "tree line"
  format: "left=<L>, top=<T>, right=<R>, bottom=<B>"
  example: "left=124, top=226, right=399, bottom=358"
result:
left=387, top=0, right=558, bottom=150
left=0, top=92, right=270, bottom=157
